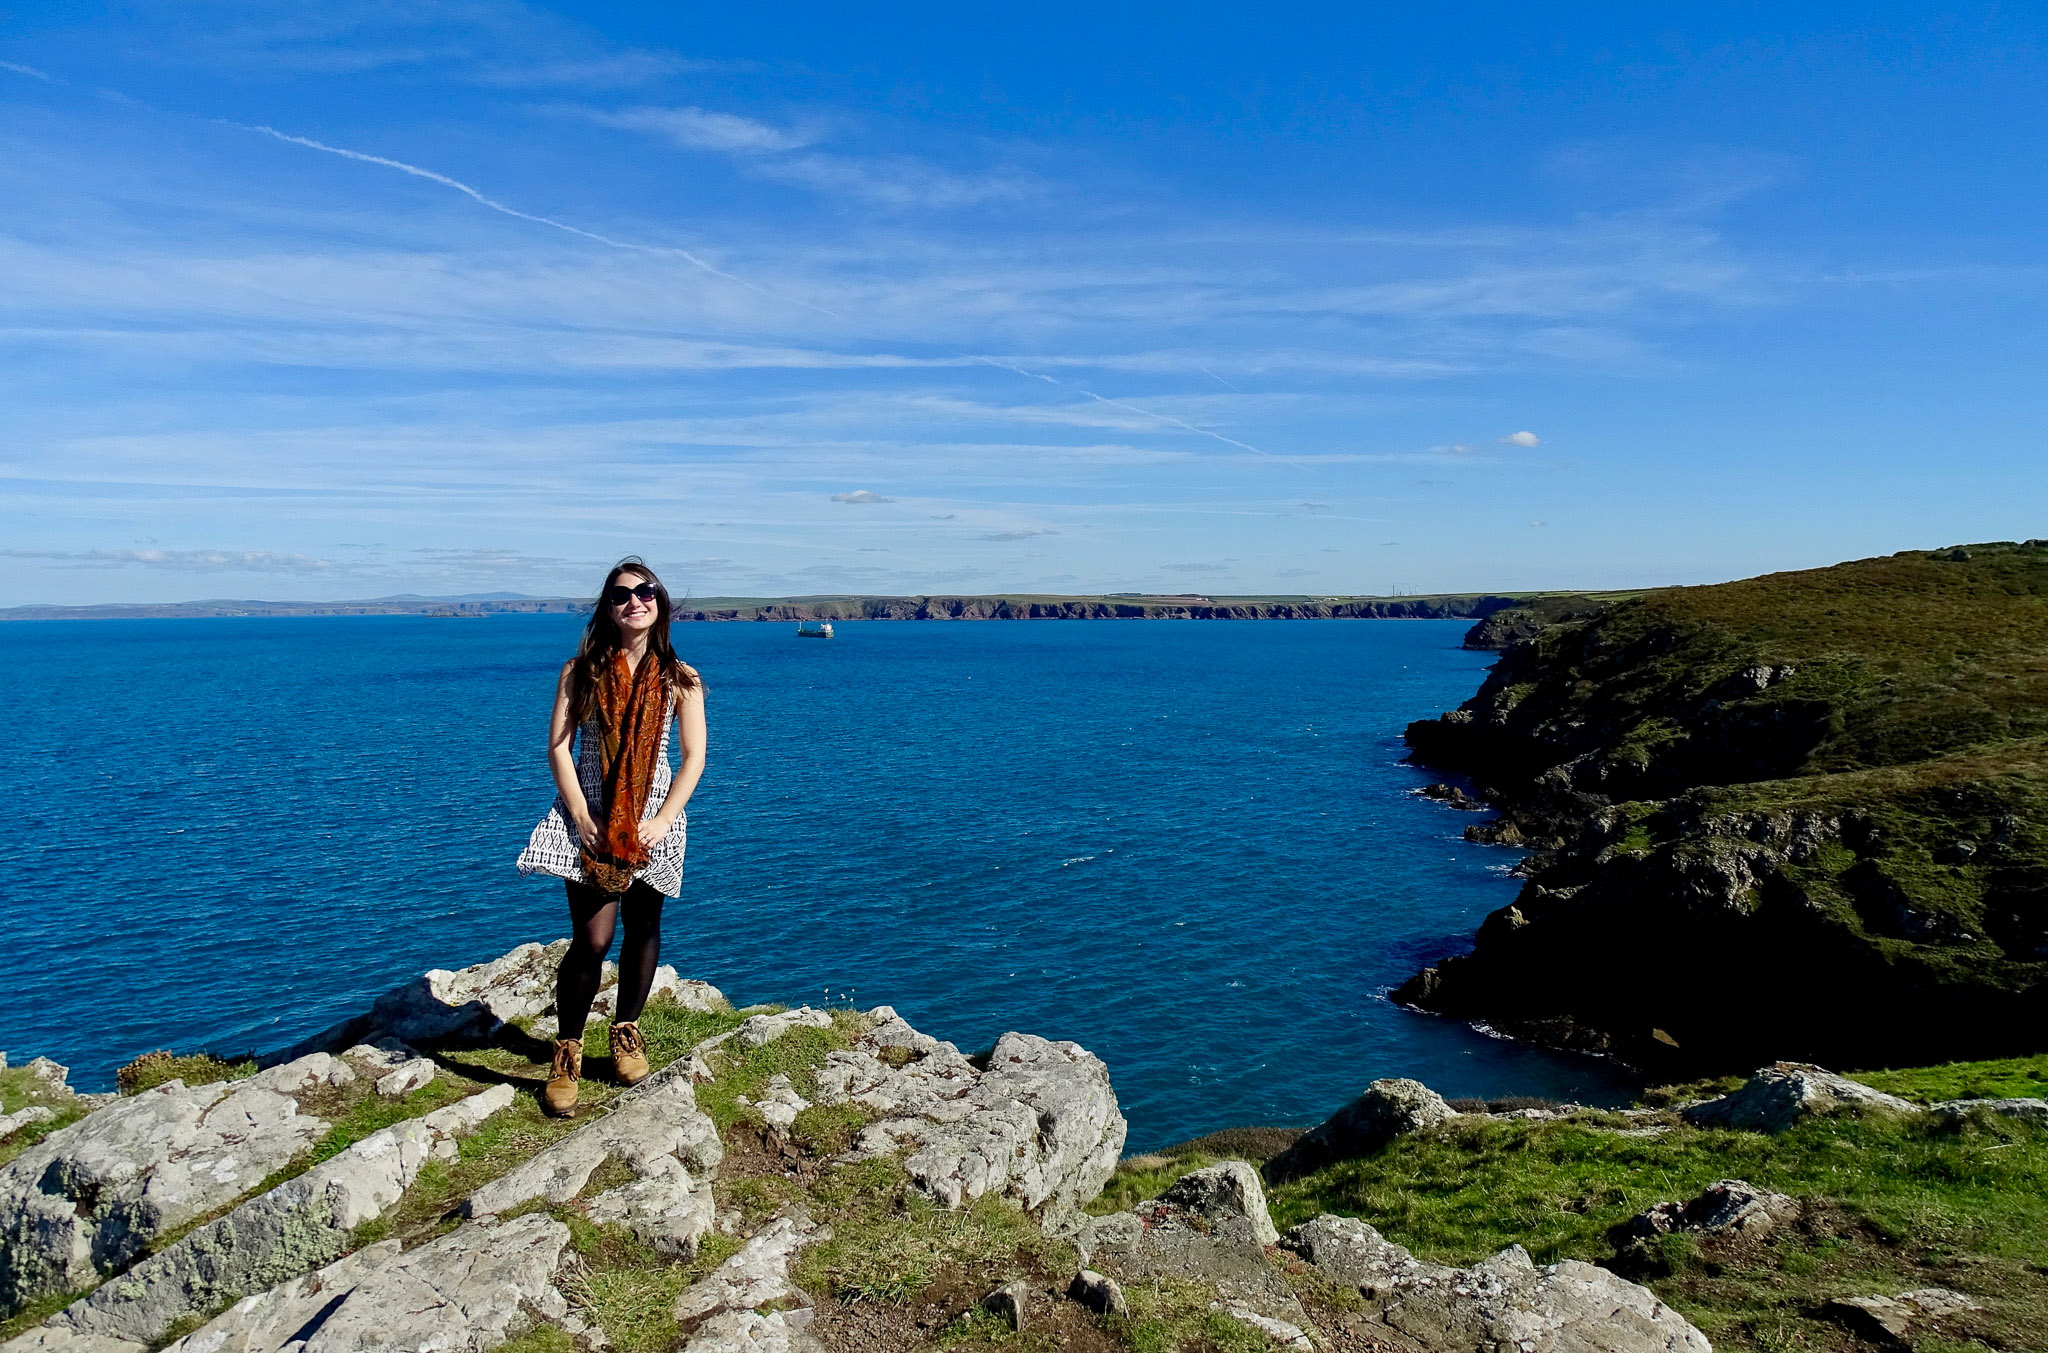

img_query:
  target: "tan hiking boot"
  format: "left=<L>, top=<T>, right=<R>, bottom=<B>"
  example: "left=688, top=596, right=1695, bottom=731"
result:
left=611, top=1020, right=650, bottom=1087
left=543, top=1039, right=582, bottom=1116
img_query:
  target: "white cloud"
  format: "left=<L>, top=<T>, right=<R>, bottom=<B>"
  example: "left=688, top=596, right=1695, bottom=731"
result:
left=1, top=60, right=52, bottom=80
left=3, top=548, right=335, bottom=572
left=752, top=153, right=1033, bottom=209
left=1161, top=562, right=1228, bottom=573
left=831, top=489, right=893, bottom=504
left=575, top=105, right=815, bottom=153
left=1502, top=430, right=1540, bottom=447
left=980, top=528, right=1058, bottom=540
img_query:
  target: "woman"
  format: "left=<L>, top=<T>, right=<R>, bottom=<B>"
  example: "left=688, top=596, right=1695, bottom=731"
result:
left=516, top=558, right=705, bottom=1115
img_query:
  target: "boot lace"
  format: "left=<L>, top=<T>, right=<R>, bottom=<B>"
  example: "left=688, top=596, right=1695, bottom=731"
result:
left=612, top=1022, right=646, bottom=1056
left=551, top=1040, right=581, bottom=1079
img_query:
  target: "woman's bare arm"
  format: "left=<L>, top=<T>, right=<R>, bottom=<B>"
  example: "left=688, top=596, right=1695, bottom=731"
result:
left=643, top=670, right=705, bottom=845
left=549, top=660, right=599, bottom=841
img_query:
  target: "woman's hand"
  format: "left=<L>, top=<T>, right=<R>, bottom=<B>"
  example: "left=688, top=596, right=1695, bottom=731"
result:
left=637, top=816, right=672, bottom=848
left=570, top=806, right=601, bottom=843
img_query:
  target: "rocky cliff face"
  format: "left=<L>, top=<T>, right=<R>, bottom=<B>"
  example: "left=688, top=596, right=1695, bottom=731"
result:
left=1400, top=543, right=2048, bottom=1074
left=675, top=594, right=1535, bottom=622
left=0, top=947, right=1709, bottom=1353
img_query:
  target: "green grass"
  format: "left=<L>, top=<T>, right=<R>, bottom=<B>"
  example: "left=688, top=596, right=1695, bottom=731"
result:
left=1111, top=1277, right=1277, bottom=1353
left=558, top=1214, right=692, bottom=1353
left=114, top=1050, right=256, bottom=1095
left=494, top=1325, right=579, bottom=1353
left=305, top=1074, right=485, bottom=1165
left=690, top=1010, right=871, bottom=1134
left=789, top=1158, right=1076, bottom=1307
left=937, top=1305, right=1069, bottom=1351
left=1264, top=1090, right=2048, bottom=1352
left=584, top=998, right=742, bottom=1075
left=1087, top=1152, right=1227, bottom=1217
left=1850, top=1053, right=2048, bottom=1104
left=0, top=1287, right=91, bottom=1342
left=0, top=1065, right=92, bottom=1169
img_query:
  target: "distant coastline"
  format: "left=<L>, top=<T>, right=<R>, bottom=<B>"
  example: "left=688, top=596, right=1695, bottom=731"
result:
left=0, top=589, right=1611, bottom=624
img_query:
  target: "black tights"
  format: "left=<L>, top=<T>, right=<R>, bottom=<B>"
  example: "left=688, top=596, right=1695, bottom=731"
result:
left=555, top=880, right=664, bottom=1043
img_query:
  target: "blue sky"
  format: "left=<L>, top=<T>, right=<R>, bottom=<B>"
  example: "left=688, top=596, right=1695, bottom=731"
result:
left=3, top=2, right=2046, bottom=604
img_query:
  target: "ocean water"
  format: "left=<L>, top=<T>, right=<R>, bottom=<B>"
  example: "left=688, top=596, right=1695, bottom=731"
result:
left=0, top=615, right=1631, bottom=1148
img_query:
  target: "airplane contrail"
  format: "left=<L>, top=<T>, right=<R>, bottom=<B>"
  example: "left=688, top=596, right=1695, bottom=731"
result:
left=241, top=124, right=843, bottom=317
left=240, top=124, right=1270, bottom=456
left=972, top=357, right=1278, bottom=459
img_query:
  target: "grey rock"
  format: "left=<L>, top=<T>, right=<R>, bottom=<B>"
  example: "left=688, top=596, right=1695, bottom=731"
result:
left=158, top=1212, right=570, bottom=1353
left=981, top=1279, right=1029, bottom=1332
left=585, top=1161, right=717, bottom=1259
left=1282, top=1215, right=1710, bottom=1353
left=1067, top=1269, right=1125, bottom=1317
left=44, top=1085, right=515, bottom=1346
left=1618, top=1178, right=1802, bottom=1243
left=1081, top=1167, right=1307, bottom=1329
left=340, top=1039, right=438, bottom=1100
left=736, top=1008, right=834, bottom=1050
left=0, top=1057, right=340, bottom=1315
left=682, top=1308, right=807, bottom=1353
left=675, top=1214, right=827, bottom=1325
left=1826, top=1288, right=1984, bottom=1346
left=22, top=1060, right=72, bottom=1096
left=1154, top=1162, right=1280, bottom=1247
left=0, top=1326, right=147, bottom=1353
left=1267, top=1078, right=1458, bottom=1178
left=0, top=1108, right=55, bottom=1143
left=738, top=1075, right=809, bottom=1131
left=1280, top=1214, right=1454, bottom=1298
left=816, top=1009, right=1125, bottom=1220
left=463, top=1062, right=720, bottom=1221
left=596, top=967, right=726, bottom=1020
left=1683, top=1063, right=1916, bottom=1133
left=1931, top=1096, right=2048, bottom=1126
left=366, top=941, right=571, bottom=1046
left=1211, top=1302, right=1312, bottom=1350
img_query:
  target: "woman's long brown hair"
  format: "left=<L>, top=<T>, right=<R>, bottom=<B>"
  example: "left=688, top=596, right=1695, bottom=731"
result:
left=568, top=557, right=700, bottom=724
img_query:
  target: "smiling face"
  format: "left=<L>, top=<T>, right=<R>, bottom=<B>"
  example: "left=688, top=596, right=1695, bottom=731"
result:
left=610, top=569, right=660, bottom=638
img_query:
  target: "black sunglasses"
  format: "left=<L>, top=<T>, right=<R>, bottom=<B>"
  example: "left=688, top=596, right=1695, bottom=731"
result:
left=607, top=582, right=660, bottom=606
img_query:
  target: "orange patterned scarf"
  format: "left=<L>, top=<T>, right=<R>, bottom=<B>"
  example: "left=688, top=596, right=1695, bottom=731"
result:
left=582, top=650, right=667, bottom=893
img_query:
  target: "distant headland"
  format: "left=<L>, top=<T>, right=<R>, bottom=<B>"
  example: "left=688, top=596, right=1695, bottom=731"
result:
left=0, top=589, right=1627, bottom=627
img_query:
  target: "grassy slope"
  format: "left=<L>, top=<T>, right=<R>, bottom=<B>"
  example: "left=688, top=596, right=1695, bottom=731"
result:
left=1100, top=1053, right=2048, bottom=1353
left=1402, top=542, right=2048, bottom=1070
left=1417, top=542, right=2048, bottom=794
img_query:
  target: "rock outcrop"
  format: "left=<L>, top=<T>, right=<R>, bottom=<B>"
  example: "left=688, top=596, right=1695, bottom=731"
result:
left=1930, top=1095, right=2048, bottom=1126
left=463, top=1061, right=722, bottom=1262
left=1080, top=1162, right=1307, bottom=1332
left=40, top=1086, right=515, bottom=1346
left=1824, top=1287, right=1984, bottom=1347
left=1615, top=1178, right=1802, bottom=1243
left=674, top=1213, right=828, bottom=1351
left=159, top=1214, right=575, bottom=1353
left=1681, top=1064, right=1916, bottom=1134
left=813, top=1007, right=1126, bottom=1220
left=271, top=942, right=725, bottom=1060
left=1266, top=1077, right=1458, bottom=1179
left=0, top=1056, right=351, bottom=1315
left=1282, top=1213, right=1712, bottom=1352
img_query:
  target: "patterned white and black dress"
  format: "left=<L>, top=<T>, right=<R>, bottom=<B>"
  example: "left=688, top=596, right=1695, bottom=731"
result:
left=515, top=704, right=687, bottom=896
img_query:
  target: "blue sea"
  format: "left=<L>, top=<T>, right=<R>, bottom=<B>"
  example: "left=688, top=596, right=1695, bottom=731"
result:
left=0, top=615, right=1630, bottom=1148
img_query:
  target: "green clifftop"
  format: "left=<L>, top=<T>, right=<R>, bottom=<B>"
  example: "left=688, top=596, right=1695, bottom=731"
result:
left=1399, top=541, right=2048, bottom=1073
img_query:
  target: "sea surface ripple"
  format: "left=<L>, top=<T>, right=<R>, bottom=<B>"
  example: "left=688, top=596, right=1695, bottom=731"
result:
left=0, top=615, right=1631, bottom=1147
